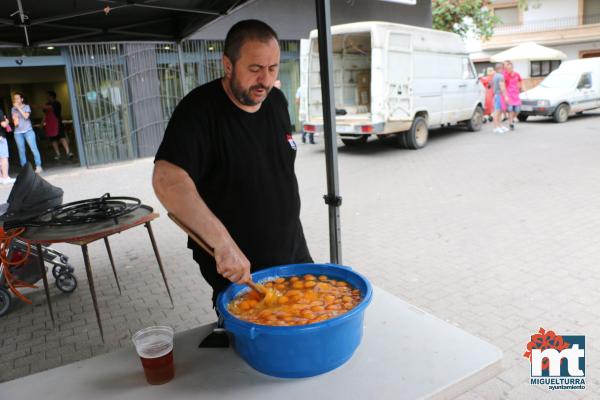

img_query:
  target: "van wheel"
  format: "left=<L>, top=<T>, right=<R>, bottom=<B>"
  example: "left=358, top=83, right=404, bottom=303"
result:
left=466, top=106, right=484, bottom=132
left=400, top=116, right=428, bottom=149
left=553, top=104, right=569, bottom=123
left=341, top=136, right=368, bottom=146
left=517, top=114, right=529, bottom=122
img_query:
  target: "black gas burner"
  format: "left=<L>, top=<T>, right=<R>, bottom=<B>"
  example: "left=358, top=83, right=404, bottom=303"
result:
left=28, top=193, right=141, bottom=227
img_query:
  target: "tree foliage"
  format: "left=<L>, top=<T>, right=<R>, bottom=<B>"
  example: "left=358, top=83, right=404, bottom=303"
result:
left=432, top=0, right=500, bottom=40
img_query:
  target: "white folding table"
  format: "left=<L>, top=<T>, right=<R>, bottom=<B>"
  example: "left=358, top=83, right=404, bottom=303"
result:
left=0, top=287, right=502, bottom=400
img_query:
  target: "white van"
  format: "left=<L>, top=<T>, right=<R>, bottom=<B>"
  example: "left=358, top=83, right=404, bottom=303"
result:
left=519, top=57, right=600, bottom=123
left=299, top=21, right=484, bottom=149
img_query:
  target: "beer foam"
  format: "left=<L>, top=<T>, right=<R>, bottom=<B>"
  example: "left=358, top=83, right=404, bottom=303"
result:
left=136, top=334, right=173, bottom=359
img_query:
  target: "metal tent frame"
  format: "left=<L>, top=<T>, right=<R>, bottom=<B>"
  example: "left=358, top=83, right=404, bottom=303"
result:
left=3, top=0, right=343, bottom=263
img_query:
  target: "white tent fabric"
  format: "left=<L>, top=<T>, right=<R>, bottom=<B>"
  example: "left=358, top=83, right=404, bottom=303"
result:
left=490, top=42, right=567, bottom=62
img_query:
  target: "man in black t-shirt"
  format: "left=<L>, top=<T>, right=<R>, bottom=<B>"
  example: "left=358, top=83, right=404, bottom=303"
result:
left=44, top=91, right=74, bottom=160
left=153, top=20, right=312, bottom=304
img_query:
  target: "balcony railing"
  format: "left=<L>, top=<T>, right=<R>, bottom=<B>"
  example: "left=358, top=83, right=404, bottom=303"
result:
left=494, top=13, right=600, bottom=35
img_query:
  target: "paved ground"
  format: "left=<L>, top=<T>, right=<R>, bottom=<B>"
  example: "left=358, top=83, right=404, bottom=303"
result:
left=1, top=112, right=599, bottom=399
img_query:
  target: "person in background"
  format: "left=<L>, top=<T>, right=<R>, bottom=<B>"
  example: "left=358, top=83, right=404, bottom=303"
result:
left=43, top=91, right=74, bottom=160
left=492, top=63, right=509, bottom=134
left=0, top=108, right=16, bottom=185
left=11, top=92, right=43, bottom=173
left=479, top=67, right=495, bottom=123
left=296, top=86, right=314, bottom=144
left=503, top=60, right=523, bottom=130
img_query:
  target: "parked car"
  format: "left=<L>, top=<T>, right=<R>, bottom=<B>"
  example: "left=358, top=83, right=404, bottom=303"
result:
left=299, top=21, right=485, bottom=149
left=519, top=57, right=600, bottom=123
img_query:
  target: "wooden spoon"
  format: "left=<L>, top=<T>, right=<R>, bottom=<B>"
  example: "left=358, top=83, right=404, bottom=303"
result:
left=168, top=213, right=265, bottom=297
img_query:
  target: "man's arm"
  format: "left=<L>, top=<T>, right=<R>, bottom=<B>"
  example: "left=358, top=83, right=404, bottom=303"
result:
left=518, top=76, right=523, bottom=92
left=152, top=160, right=251, bottom=284
left=500, top=79, right=509, bottom=101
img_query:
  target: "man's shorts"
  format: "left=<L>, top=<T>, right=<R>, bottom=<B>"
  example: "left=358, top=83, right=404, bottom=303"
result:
left=494, top=94, right=504, bottom=112
left=48, top=130, right=67, bottom=142
left=506, top=104, right=521, bottom=113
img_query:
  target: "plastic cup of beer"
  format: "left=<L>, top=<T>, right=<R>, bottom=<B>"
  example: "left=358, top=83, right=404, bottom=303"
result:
left=132, top=326, right=175, bottom=385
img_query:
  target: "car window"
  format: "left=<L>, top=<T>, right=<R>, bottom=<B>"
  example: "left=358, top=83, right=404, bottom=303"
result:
left=462, top=57, right=475, bottom=80
left=577, top=73, right=592, bottom=89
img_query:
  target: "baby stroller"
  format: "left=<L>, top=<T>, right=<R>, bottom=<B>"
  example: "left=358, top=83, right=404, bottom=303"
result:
left=0, top=235, right=77, bottom=316
left=0, top=165, right=78, bottom=317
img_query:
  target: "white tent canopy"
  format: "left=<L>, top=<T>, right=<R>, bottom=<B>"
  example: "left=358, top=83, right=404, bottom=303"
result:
left=490, top=42, right=567, bottom=62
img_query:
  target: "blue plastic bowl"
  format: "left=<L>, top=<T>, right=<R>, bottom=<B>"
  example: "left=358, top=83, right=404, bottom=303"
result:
left=216, top=263, right=373, bottom=378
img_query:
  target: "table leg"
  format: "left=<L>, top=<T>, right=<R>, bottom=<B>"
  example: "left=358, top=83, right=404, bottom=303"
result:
left=145, top=222, right=174, bottom=307
left=36, top=244, right=55, bottom=325
left=103, top=237, right=121, bottom=295
left=81, top=244, right=104, bottom=342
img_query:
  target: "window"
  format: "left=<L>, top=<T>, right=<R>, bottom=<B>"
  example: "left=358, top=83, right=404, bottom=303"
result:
left=462, top=57, right=476, bottom=79
left=530, top=60, right=561, bottom=77
left=474, top=62, right=495, bottom=77
left=577, top=73, right=592, bottom=89
left=493, top=4, right=520, bottom=26
left=583, top=0, right=600, bottom=25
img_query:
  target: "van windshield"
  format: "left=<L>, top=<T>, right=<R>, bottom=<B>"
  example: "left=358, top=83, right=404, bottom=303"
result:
left=539, top=73, right=578, bottom=89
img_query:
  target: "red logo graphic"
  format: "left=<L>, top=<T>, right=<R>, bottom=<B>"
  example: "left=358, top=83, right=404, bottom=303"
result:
left=286, top=133, right=297, bottom=151
left=524, top=328, right=570, bottom=371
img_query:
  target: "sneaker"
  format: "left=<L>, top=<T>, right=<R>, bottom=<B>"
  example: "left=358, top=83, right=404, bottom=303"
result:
left=68, top=153, right=75, bottom=159
left=53, top=154, right=60, bottom=161
left=35, top=166, right=43, bottom=174
left=1, top=177, right=16, bottom=185
left=493, top=127, right=504, bottom=134
left=500, top=126, right=510, bottom=133
left=509, top=123, right=515, bottom=131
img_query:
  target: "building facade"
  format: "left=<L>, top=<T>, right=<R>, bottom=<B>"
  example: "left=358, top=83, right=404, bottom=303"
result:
left=471, top=0, right=600, bottom=76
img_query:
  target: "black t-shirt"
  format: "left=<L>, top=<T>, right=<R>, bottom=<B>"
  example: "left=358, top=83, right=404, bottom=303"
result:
left=155, top=78, right=312, bottom=300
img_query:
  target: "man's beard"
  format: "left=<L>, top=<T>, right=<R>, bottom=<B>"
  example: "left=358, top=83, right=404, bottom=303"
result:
left=230, top=70, right=270, bottom=106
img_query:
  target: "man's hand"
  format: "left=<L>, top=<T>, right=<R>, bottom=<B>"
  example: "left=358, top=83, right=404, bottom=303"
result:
left=0, top=118, right=7, bottom=128
left=214, top=240, right=251, bottom=284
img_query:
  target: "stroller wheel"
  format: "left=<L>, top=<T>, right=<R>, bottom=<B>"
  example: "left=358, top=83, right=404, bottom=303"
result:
left=52, top=265, right=62, bottom=278
left=0, top=287, right=12, bottom=317
left=56, top=273, right=78, bottom=293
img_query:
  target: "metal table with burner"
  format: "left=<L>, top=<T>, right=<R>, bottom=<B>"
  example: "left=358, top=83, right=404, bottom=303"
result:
left=18, top=205, right=173, bottom=341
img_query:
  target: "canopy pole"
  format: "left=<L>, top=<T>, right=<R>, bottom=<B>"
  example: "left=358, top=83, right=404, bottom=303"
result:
left=315, top=0, right=342, bottom=264
left=16, top=0, right=30, bottom=46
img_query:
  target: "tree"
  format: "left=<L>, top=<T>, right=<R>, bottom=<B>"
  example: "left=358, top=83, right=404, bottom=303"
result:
left=432, top=0, right=501, bottom=40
